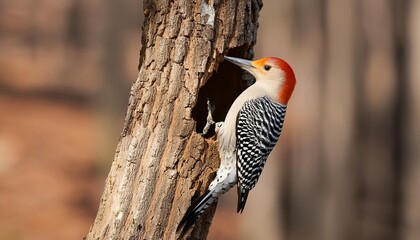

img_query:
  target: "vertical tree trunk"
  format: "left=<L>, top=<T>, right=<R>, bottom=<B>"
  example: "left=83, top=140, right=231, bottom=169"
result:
left=403, top=1, right=420, bottom=239
left=320, top=1, right=361, bottom=239
left=86, top=0, right=262, bottom=239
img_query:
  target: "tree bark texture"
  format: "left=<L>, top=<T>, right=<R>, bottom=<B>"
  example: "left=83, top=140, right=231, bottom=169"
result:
left=86, top=0, right=262, bottom=239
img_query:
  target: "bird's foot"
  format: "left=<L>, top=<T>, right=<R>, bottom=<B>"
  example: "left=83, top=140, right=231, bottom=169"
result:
left=200, top=98, right=215, bottom=136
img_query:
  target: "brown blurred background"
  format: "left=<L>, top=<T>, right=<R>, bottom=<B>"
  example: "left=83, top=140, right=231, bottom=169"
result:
left=0, top=1, right=419, bottom=240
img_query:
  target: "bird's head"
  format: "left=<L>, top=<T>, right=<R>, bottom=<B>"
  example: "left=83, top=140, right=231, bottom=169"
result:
left=225, top=56, right=296, bottom=105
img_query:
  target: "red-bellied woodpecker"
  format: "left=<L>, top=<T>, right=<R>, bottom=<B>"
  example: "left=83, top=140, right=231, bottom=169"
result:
left=177, top=56, right=296, bottom=236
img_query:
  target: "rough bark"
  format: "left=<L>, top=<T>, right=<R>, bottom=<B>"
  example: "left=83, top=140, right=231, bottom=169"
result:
left=86, top=0, right=262, bottom=239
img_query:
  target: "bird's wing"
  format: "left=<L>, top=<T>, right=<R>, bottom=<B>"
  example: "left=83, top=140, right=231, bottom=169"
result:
left=236, top=96, right=286, bottom=212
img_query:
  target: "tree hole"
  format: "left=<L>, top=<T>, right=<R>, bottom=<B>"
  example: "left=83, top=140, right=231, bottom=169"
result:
left=192, top=47, right=255, bottom=138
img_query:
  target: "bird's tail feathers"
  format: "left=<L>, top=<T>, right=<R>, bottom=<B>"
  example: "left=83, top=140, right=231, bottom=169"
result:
left=237, top=185, right=249, bottom=213
left=177, top=190, right=216, bottom=238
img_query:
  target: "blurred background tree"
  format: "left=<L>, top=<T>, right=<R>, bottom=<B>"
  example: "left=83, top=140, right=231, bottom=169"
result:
left=0, top=0, right=418, bottom=240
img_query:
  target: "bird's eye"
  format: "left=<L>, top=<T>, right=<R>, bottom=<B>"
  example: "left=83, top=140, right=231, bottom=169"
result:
left=264, top=65, right=271, bottom=71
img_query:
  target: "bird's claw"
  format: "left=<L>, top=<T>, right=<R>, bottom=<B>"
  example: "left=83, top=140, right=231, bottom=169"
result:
left=200, top=98, right=215, bottom=136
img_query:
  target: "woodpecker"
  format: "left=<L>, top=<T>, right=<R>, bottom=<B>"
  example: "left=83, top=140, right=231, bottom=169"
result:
left=177, top=56, right=296, bottom=236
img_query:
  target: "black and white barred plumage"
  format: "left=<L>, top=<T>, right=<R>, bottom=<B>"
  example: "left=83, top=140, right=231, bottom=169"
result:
left=236, top=96, right=287, bottom=212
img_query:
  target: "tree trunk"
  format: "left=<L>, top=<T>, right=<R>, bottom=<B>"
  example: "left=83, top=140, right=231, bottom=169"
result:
left=403, top=1, right=420, bottom=239
left=86, top=0, right=262, bottom=239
